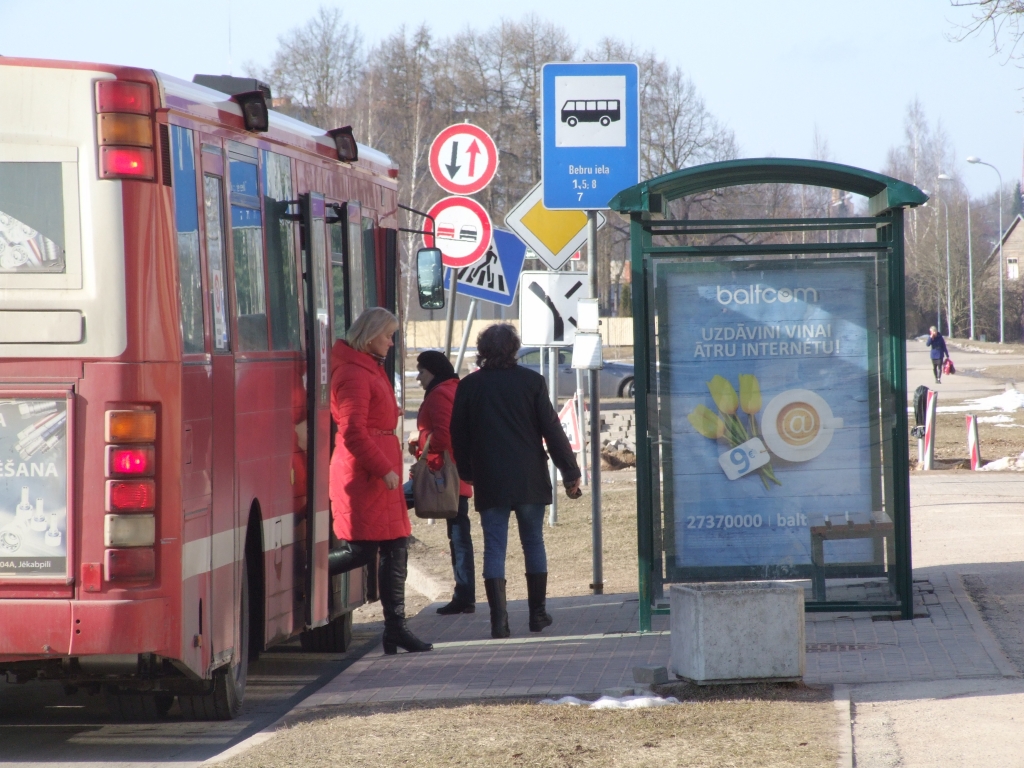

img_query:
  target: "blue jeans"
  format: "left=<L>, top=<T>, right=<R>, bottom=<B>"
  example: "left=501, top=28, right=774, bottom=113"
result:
left=447, top=496, right=475, bottom=603
left=479, top=504, right=547, bottom=580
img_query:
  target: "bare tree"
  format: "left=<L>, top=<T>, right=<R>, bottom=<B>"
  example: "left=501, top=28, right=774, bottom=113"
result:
left=254, top=6, right=363, bottom=129
left=951, top=0, right=1024, bottom=61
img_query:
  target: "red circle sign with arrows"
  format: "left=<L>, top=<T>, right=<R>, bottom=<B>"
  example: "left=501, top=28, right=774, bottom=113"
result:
left=429, top=123, right=499, bottom=195
left=423, top=196, right=493, bottom=268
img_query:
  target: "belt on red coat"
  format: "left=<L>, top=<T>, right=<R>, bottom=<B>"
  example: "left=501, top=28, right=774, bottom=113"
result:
left=371, top=428, right=399, bottom=436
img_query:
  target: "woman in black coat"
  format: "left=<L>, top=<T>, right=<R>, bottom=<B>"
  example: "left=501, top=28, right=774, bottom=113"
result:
left=450, top=324, right=581, bottom=639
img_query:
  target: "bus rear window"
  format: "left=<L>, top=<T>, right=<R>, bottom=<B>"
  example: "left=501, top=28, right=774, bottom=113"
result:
left=0, top=162, right=66, bottom=274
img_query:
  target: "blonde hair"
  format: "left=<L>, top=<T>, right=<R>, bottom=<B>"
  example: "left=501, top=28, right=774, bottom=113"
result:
left=347, top=307, right=398, bottom=353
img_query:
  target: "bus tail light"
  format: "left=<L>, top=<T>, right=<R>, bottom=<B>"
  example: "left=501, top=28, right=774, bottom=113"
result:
left=97, top=113, right=154, bottom=148
left=105, top=514, right=155, bottom=547
left=103, top=407, right=157, bottom=584
left=95, top=80, right=156, bottom=181
left=96, top=80, right=152, bottom=115
left=106, top=445, right=155, bottom=477
left=105, top=409, right=157, bottom=443
left=106, top=480, right=156, bottom=513
left=105, top=548, right=156, bottom=582
left=99, top=147, right=155, bottom=180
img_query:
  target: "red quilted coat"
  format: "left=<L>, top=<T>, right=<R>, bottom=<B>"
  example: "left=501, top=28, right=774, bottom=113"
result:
left=329, top=341, right=410, bottom=542
left=412, top=377, right=472, bottom=498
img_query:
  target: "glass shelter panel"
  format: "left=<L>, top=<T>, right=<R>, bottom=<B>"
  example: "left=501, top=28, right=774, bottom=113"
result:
left=648, top=254, right=898, bottom=607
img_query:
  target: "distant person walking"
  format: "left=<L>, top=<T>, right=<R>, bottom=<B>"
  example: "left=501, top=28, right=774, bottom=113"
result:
left=926, top=326, right=949, bottom=384
left=327, top=307, right=432, bottom=655
left=408, top=350, right=476, bottom=615
left=450, top=324, right=581, bottom=639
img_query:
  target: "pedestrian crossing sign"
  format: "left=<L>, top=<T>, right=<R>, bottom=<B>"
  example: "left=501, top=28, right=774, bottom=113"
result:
left=443, top=229, right=528, bottom=307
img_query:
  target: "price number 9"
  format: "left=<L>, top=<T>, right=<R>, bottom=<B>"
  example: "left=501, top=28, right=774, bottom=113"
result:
left=729, top=447, right=751, bottom=476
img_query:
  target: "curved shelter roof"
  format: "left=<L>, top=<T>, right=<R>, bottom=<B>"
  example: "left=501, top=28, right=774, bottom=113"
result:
left=608, top=158, right=928, bottom=216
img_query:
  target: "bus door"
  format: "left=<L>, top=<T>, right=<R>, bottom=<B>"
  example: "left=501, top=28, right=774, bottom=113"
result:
left=301, top=192, right=331, bottom=629
left=200, top=146, right=238, bottom=669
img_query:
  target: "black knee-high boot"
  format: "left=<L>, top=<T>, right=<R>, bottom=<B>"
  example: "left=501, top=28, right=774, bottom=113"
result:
left=525, top=572, right=552, bottom=632
left=484, top=577, right=510, bottom=638
left=380, top=546, right=433, bottom=654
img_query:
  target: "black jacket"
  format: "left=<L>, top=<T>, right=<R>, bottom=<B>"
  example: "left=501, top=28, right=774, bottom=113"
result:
left=450, top=365, right=581, bottom=511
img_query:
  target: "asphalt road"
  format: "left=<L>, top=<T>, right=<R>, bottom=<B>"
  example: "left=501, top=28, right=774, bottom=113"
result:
left=906, top=341, right=1024, bottom=402
left=0, top=623, right=382, bottom=768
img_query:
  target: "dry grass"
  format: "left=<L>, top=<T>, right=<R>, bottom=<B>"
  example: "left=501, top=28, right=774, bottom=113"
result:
left=408, top=471, right=640, bottom=601
left=221, top=688, right=837, bottom=768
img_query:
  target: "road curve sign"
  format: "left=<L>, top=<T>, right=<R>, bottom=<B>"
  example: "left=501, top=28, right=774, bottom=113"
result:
left=429, top=123, right=499, bottom=195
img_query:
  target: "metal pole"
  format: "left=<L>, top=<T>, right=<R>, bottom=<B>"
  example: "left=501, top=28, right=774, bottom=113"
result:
left=454, top=298, right=477, bottom=375
left=998, top=177, right=1004, bottom=344
left=576, top=367, right=588, bottom=487
left=968, top=196, right=974, bottom=340
left=944, top=198, right=951, bottom=338
left=586, top=210, right=602, bottom=595
left=443, top=268, right=460, bottom=358
left=548, top=346, right=558, bottom=526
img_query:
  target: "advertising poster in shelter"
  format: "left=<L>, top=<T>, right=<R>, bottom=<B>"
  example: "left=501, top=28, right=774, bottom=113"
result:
left=0, top=398, right=69, bottom=578
left=663, top=261, right=877, bottom=570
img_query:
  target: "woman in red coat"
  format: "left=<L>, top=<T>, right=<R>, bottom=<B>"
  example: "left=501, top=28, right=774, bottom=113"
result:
left=408, top=350, right=475, bottom=615
left=327, top=307, right=431, bottom=654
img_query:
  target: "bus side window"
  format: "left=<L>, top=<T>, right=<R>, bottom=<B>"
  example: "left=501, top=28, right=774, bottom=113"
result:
left=329, top=215, right=348, bottom=341
left=261, top=150, right=300, bottom=351
left=171, top=126, right=204, bottom=354
left=362, top=216, right=377, bottom=307
left=203, top=174, right=230, bottom=351
left=228, top=149, right=268, bottom=351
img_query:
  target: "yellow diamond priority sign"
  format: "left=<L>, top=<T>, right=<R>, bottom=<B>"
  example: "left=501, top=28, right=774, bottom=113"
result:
left=504, top=182, right=605, bottom=270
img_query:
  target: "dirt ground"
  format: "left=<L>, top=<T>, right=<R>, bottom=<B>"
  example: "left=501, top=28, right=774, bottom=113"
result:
left=408, top=470, right=640, bottom=602
left=220, top=685, right=836, bottom=768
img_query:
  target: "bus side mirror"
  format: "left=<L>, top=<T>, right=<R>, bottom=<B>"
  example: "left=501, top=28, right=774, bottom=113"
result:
left=416, top=247, right=445, bottom=309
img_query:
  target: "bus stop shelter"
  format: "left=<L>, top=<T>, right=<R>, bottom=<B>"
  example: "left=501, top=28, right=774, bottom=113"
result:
left=609, top=159, right=928, bottom=630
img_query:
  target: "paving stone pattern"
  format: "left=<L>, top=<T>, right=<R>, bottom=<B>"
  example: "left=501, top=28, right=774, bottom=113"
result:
left=298, top=574, right=1009, bottom=709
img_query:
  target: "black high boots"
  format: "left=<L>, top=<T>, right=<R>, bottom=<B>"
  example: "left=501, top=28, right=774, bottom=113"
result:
left=484, top=577, right=510, bottom=638
left=379, top=546, right=432, bottom=654
left=525, top=572, right=553, bottom=632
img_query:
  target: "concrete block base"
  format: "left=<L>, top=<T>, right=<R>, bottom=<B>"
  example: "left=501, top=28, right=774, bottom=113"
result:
left=670, top=581, right=805, bottom=684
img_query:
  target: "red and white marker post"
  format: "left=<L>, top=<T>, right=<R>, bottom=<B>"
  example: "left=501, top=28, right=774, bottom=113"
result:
left=966, top=414, right=982, bottom=470
left=923, top=389, right=938, bottom=470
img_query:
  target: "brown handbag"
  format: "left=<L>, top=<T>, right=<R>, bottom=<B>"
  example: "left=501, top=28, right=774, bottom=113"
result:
left=411, top=434, right=460, bottom=519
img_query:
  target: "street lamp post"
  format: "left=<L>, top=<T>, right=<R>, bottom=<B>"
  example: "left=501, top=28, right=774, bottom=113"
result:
left=967, top=157, right=1004, bottom=344
left=937, top=173, right=974, bottom=340
left=940, top=196, right=952, bottom=337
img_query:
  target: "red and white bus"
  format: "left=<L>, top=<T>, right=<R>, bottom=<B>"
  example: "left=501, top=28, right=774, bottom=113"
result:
left=0, top=58, right=411, bottom=719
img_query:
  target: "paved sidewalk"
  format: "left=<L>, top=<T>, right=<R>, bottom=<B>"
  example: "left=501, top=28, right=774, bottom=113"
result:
left=295, top=570, right=1013, bottom=713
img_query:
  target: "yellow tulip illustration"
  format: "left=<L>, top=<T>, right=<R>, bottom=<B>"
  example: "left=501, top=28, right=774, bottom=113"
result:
left=688, top=404, right=726, bottom=440
left=739, top=374, right=762, bottom=415
left=707, top=375, right=739, bottom=415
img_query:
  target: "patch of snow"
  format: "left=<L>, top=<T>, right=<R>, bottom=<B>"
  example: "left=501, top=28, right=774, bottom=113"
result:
left=978, top=415, right=1014, bottom=424
left=979, top=452, right=1024, bottom=471
left=995, top=424, right=1024, bottom=428
left=539, top=695, right=680, bottom=709
left=937, top=388, right=1024, bottom=414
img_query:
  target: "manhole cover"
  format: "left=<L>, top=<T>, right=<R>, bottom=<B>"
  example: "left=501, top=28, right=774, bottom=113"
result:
left=806, top=643, right=881, bottom=653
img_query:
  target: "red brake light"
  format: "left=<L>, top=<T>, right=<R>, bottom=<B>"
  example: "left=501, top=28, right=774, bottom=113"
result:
left=99, top=147, right=155, bottom=180
left=106, top=480, right=156, bottom=512
left=105, top=547, right=156, bottom=582
left=106, top=445, right=155, bottom=477
left=96, top=80, right=152, bottom=115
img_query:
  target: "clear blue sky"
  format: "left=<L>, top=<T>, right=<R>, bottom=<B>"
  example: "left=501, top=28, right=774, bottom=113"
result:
left=1, top=0, right=1020, bottom=197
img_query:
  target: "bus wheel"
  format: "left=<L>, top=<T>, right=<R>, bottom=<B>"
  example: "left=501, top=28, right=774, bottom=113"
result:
left=300, top=612, right=353, bottom=653
left=567, top=116, right=578, bottom=127
left=180, top=563, right=250, bottom=721
left=104, top=689, right=174, bottom=721
left=600, top=116, right=611, bottom=126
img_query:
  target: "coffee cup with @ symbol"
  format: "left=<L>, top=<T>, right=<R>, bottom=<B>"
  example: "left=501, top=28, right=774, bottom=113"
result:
left=760, top=389, right=843, bottom=462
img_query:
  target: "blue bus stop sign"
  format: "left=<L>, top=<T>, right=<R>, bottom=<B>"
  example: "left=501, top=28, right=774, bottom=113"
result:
left=541, top=62, right=639, bottom=210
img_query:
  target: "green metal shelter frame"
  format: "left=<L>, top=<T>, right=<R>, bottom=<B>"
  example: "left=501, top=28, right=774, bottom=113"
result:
left=609, top=159, right=928, bottom=631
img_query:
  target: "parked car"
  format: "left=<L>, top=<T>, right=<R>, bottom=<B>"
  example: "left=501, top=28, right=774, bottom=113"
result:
left=517, top=347, right=635, bottom=398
